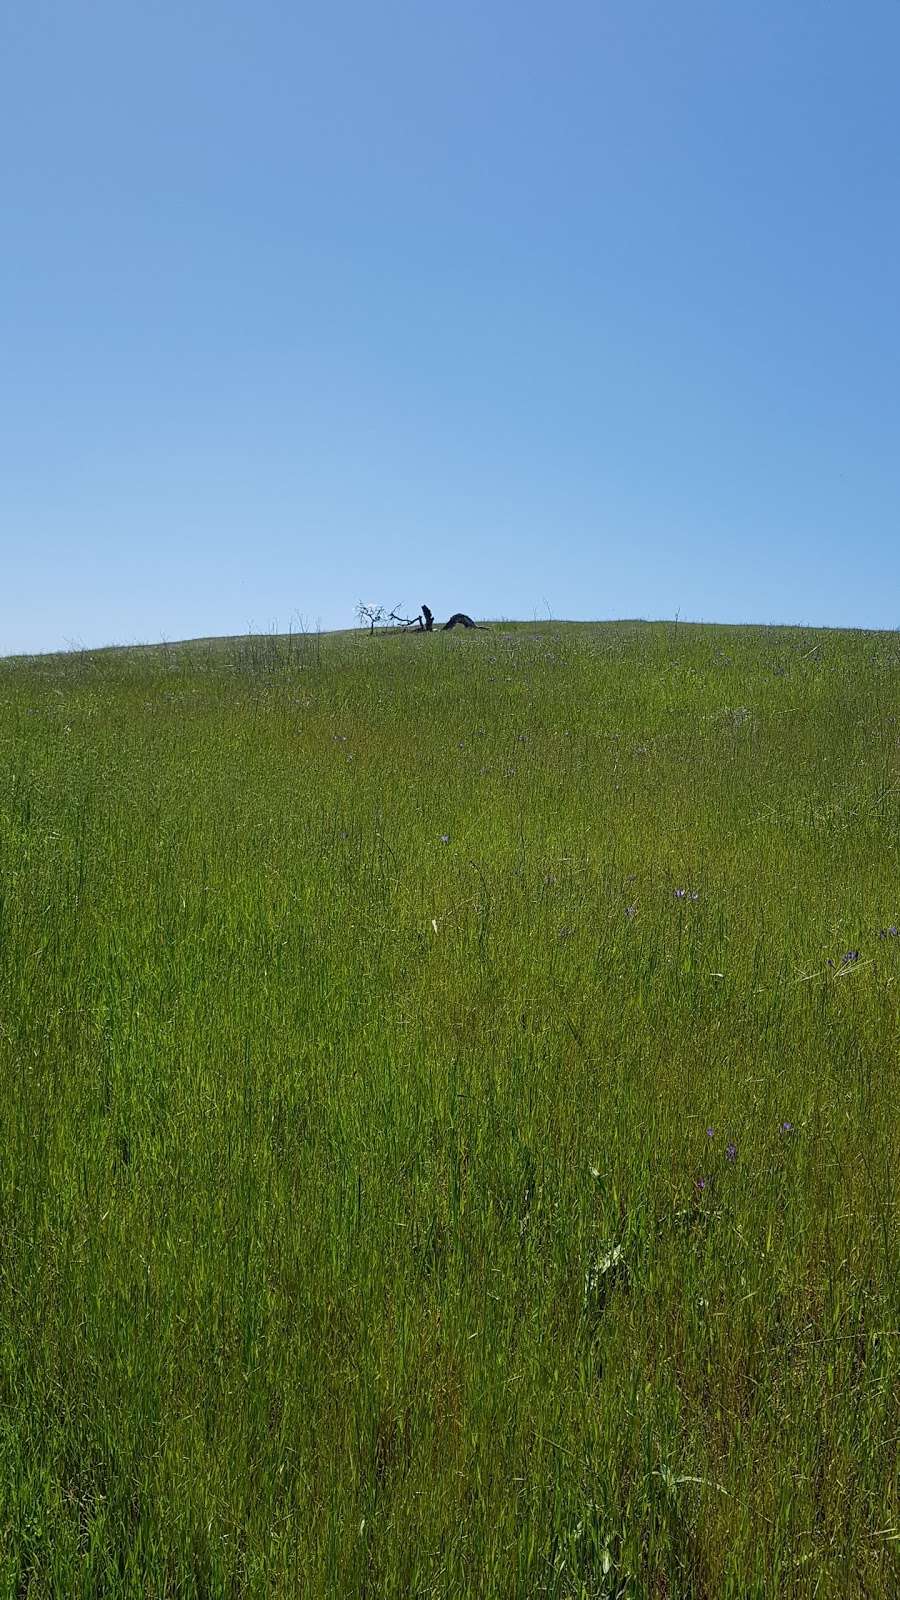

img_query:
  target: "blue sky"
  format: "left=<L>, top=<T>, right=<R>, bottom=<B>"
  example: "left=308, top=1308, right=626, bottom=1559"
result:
left=3, top=0, right=900, bottom=653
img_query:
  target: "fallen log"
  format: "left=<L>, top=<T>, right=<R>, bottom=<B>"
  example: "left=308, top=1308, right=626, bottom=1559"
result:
left=443, top=612, right=485, bottom=630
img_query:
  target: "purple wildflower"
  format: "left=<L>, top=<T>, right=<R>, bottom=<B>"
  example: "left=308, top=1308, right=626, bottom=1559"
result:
left=694, top=1176, right=708, bottom=1192
left=725, top=1142, right=737, bottom=1163
left=706, top=1127, right=715, bottom=1139
left=674, top=888, right=700, bottom=901
left=841, top=949, right=859, bottom=965
left=779, top=1120, right=794, bottom=1135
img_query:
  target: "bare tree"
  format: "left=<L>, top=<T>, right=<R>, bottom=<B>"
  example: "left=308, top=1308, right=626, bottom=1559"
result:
left=356, top=601, right=425, bottom=633
left=355, top=601, right=386, bottom=635
left=388, top=605, right=423, bottom=630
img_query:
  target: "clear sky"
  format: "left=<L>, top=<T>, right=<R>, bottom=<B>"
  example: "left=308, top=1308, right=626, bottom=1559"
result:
left=3, top=1, right=900, bottom=654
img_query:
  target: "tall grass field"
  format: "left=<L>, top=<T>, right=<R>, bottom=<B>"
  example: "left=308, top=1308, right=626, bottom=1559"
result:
left=0, top=621, right=898, bottom=1597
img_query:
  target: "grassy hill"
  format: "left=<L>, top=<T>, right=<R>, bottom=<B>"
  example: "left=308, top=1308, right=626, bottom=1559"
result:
left=1, top=621, right=898, bottom=1596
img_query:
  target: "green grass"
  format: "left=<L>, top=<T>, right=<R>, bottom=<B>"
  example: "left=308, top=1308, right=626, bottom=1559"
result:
left=0, top=620, right=898, bottom=1597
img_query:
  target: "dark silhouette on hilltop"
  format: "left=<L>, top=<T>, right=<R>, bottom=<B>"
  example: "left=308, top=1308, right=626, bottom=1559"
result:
left=443, top=612, right=484, bottom=630
left=355, top=601, right=485, bottom=634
